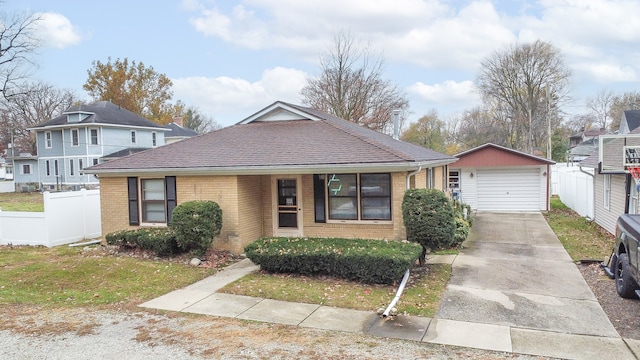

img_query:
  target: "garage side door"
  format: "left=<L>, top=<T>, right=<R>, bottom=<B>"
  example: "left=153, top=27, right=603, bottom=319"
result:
left=476, top=167, right=541, bottom=211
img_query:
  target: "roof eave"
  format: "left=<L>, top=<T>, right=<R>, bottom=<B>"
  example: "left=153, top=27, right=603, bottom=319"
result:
left=86, top=159, right=458, bottom=177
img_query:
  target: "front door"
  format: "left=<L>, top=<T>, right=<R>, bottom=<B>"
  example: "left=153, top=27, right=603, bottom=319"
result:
left=273, top=175, right=303, bottom=237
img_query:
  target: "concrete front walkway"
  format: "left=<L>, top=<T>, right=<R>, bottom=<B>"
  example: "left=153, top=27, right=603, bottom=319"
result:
left=140, top=213, right=639, bottom=360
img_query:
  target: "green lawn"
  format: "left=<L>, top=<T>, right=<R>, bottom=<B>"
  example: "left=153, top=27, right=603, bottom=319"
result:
left=0, top=246, right=218, bottom=308
left=543, top=196, right=614, bottom=261
left=0, top=192, right=44, bottom=212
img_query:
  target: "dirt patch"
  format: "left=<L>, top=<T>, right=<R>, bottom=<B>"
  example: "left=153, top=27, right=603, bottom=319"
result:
left=578, top=262, right=640, bottom=339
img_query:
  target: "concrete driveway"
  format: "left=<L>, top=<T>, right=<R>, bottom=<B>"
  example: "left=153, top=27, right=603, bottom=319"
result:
left=437, top=212, right=618, bottom=338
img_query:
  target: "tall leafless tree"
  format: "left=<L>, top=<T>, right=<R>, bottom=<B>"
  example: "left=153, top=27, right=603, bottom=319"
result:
left=476, top=40, right=571, bottom=153
left=301, top=31, right=409, bottom=134
left=0, top=81, right=77, bottom=153
left=0, top=11, right=41, bottom=101
left=586, top=89, right=614, bottom=130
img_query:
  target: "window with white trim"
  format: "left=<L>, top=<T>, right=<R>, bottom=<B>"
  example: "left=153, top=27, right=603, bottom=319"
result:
left=71, top=129, right=79, bottom=146
left=45, top=131, right=52, bottom=148
left=45, top=160, right=51, bottom=176
left=21, top=164, right=31, bottom=174
left=131, top=130, right=136, bottom=144
left=69, top=159, right=75, bottom=176
left=54, top=160, right=59, bottom=176
left=449, top=170, right=460, bottom=190
left=79, top=158, right=84, bottom=171
left=152, top=132, right=157, bottom=147
left=127, top=176, right=177, bottom=225
left=90, top=128, right=99, bottom=145
left=604, top=174, right=611, bottom=210
left=141, top=179, right=166, bottom=222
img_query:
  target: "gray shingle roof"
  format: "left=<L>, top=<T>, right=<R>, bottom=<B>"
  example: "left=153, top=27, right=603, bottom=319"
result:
left=86, top=101, right=457, bottom=174
left=164, top=122, right=198, bottom=137
left=31, top=101, right=165, bottom=129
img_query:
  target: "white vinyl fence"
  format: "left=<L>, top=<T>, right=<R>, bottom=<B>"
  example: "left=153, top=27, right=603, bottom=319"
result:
left=0, top=181, right=14, bottom=193
left=551, top=163, right=594, bottom=219
left=0, top=189, right=101, bottom=247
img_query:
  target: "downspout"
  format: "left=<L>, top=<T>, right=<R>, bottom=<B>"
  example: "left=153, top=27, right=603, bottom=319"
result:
left=406, top=166, right=422, bottom=189
left=382, top=166, right=422, bottom=317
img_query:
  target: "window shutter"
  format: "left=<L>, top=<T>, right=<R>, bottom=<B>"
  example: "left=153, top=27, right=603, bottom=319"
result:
left=165, top=176, right=177, bottom=223
left=127, top=177, right=139, bottom=225
left=313, top=174, right=326, bottom=223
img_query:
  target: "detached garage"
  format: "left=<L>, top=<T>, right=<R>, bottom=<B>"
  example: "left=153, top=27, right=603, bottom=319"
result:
left=451, top=143, right=554, bottom=212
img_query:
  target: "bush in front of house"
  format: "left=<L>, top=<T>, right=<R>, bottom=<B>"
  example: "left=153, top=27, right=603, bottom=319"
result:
left=244, top=237, right=422, bottom=285
left=170, top=200, right=223, bottom=255
left=452, top=200, right=473, bottom=247
left=105, top=228, right=178, bottom=256
left=402, top=188, right=456, bottom=265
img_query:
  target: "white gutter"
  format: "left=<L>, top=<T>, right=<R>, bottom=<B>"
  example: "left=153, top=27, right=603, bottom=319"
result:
left=85, top=160, right=453, bottom=177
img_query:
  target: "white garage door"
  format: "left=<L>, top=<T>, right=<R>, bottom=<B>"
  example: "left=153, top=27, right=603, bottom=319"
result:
left=476, top=167, right=541, bottom=211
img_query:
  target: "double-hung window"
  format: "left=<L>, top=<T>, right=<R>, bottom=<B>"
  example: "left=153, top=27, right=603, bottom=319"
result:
left=71, top=129, right=79, bottom=146
left=315, top=173, right=392, bottom=222
left=69, top=159, right=75, bottom=176
left=152, top=132, right=157, bottom=147
left=45, top=131, right=52, bottom=148
left=89, top=128, right=99, bottom=145
left=127, top=176, right=177, bottom=225
left=131, top=130, right=136, bottom=144
left=45, top=160, right=51, bottom=176
left=604, top=174, right=611, bottom=210
left=22, top=164, right=31, bottom=174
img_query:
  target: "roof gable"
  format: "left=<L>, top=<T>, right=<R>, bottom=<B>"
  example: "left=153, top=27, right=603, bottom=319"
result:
left=454, top=143, right=555, bottom=167
left=238, top=101, right=321, bottom=124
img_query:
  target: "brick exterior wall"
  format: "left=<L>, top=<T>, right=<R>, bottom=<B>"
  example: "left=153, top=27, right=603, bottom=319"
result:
left=99, top=169, right=450, bottom=254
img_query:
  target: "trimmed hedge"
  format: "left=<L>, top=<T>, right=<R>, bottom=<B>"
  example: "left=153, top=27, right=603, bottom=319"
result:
left=171, top=200, right=223, bottom=255
left=244, top=237, right=422, bottom=284
left=105, top=228, right=178, bottom=256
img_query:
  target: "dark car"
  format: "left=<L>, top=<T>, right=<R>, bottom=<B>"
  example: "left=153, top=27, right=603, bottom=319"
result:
left=603, top=214, right=640, bottom=298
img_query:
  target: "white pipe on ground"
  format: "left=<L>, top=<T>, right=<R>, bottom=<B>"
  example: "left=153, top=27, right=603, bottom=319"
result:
left=382, top=268, right=411, bottom=317
left=69, top=239, right=101, bottom=247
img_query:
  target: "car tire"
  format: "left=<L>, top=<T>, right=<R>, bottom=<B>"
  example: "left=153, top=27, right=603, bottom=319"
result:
left=615, top=253, right=639, bottom=299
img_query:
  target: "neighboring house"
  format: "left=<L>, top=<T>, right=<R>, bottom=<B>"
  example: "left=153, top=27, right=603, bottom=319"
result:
left=568, top=127, right=608, bottom=149
left=14, top=101, right=168, bottom=191
left=568, top=137, right=599, bottom=163
left=581, top=111, right=640, bottom=234
left=11, top=153, right=38, bottom=192
left=164, top=120, right=198, bottom=144
left=450, top=143, right=554, bottom=212
left=85, top=101, right=458, bottom=254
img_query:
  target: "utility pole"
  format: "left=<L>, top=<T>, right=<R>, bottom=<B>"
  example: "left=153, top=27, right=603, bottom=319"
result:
left=547, top=86, right=552, bottom=160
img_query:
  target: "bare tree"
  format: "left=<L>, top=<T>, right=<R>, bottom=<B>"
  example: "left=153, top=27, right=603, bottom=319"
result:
left=301, top=31, right=409, bottom=134
left=0, top=11, right=41, bottom=101
left=586, top=89, right=614, bottom=130
left=183, top=106, right=221, bottom=133
left=0, top=81, right=77, bottom=153
left=476, top=40, right=571, bottom=153
left=456, top=107, right=509, bottom=151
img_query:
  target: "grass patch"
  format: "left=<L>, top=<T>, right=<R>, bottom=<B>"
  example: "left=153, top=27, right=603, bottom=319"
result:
left=220, top=263, right=450, bottom=317
left=0, top=192, right=44, bottom=212
left=0, top=245, right=218, bottom=308
left=544, top=196, right=614, bottom=261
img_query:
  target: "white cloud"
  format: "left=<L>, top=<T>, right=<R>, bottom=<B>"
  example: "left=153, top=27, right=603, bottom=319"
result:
left=172, top=67, right=307, bottom=126
left=408, top=80, right=480, bottom=106
left=33, top=12, right=83, bottom=49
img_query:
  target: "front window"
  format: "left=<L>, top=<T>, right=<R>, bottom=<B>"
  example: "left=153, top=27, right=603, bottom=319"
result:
left=324, top=173, right=392, bottom=221
left=90, top=128, right=99, bottom=145
left=71, top=129, right=79, bottom=146
left=45, top=131, right=52, bottom=148
left=141, top=179, right=166, bottom=222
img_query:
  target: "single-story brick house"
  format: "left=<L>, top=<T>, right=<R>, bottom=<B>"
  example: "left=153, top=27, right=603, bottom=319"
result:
left=86, top=101, right=458, bottom=254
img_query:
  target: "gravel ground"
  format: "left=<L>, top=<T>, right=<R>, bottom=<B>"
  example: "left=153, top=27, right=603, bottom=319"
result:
left=0, top=306, right=548, bottom=360
left=578, top=262, right=640, bottom=339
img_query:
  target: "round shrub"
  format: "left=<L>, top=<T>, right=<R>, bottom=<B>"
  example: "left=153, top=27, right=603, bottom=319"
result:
left=401, top=188, right=455, bottom=265
left=170, top=200, right=223, bottom=255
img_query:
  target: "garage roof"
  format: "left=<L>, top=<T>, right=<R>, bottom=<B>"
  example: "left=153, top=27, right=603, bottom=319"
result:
left=454, top=143, right=555, bottom=167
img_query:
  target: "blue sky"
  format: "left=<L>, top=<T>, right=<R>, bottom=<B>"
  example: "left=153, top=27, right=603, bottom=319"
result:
left=5, top=0, right=640, bottom=128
